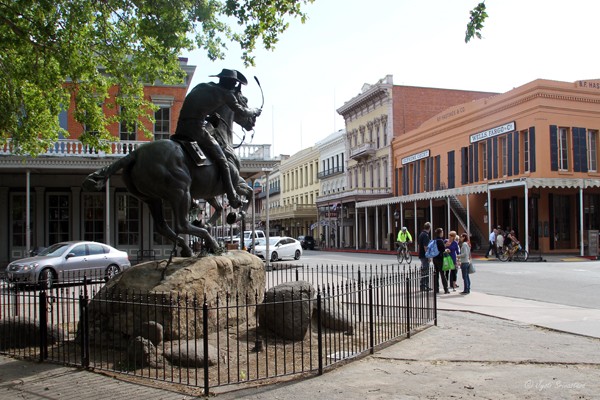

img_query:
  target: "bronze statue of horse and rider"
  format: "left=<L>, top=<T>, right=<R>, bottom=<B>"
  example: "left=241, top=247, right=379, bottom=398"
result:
left=83, top=69, right=261, bottom=257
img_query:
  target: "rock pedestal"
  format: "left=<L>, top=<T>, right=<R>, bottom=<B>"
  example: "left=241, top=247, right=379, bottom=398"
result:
left=84, top=251, right=264, bottom=348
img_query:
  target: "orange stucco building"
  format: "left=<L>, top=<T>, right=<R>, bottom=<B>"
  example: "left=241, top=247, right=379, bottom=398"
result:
left=359, top=78, right=600, bottom=256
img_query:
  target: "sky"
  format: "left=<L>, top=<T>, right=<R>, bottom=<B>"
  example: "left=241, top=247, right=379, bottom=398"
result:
left=185, top=0, right=600, bottom=157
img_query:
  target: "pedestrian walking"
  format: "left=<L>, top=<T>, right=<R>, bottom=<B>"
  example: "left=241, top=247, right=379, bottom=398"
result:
left=432, top=227, right=449, bottom=294
left=458, top=233, right=472, bottom=294
left=417, top=222, right=432, bottom=291
left=486, top=228, right=497, bottom=258
left=445, top=231, right=460, bottom=290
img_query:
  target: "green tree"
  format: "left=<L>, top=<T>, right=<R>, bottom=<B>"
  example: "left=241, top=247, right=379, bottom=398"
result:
left=0, top=0, right=313, bottom=156
left=465, top=1, right=488, bottom=43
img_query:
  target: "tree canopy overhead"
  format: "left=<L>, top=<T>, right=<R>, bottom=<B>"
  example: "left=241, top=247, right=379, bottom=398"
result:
left=0, top=0, right=313, bottom=156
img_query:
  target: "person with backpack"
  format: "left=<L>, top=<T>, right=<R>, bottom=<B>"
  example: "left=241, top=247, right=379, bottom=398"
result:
left=417, top=222, right=432, bottom=291
left=431, top=227, right=450, bottom=294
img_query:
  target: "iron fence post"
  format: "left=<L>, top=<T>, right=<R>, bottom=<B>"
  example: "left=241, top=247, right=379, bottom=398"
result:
left=203, top=297, right=209, bottom=396
left=39, top=291, right=48, bottom=361
left=368, top=282, right=374, bottom=354
left=405, top=276, right=411, bottom=339
left=79, top=277, right=90, bottom=367
left=432, top=264, right=437, bottom=326
left=357, top=269, right=362, bottom=322
left=317, top=291, right=323, bottom=375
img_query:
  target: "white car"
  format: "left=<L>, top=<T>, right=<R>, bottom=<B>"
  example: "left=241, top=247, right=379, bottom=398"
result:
left=254, top=236, right=302, bottom=262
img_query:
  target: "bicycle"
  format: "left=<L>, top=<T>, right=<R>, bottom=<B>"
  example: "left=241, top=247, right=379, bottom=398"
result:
left=498, top=244, right=528, bottom=262
left=396, top=241, right=413, bottom=265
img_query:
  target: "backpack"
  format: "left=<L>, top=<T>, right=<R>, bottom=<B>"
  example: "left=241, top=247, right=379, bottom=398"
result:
left=425, top=239, right=440, bottom=258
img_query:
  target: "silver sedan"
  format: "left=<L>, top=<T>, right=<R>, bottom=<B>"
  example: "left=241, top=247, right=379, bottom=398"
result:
left=5, top=241, right=131, bottom=289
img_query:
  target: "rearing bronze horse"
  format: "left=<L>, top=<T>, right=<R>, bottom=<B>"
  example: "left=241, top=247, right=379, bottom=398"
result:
left=83, top=114, right=253, bottom=257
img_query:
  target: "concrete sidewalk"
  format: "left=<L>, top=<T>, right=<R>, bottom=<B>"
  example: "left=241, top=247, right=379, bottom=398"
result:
left=2, top=264, right=600, bottom=399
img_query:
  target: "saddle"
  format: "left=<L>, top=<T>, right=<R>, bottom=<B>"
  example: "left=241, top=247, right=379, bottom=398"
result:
left=172, top=139, right=207, bottom=167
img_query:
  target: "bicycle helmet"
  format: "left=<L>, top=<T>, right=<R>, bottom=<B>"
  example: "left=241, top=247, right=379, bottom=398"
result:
left=401, top=226, right=407, bottom=231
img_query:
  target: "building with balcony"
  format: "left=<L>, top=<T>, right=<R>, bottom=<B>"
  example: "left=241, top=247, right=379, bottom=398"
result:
left=259, top=147, right=319, bottom=239
left=0, top=61, right=278, bottom=265
left=315, top=129, right=347, bottom=247
left=358, top=78, right=600, bottom=256
left=336, top=75, right=495, bottom=250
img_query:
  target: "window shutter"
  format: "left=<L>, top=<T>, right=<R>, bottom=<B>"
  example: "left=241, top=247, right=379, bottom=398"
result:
left=468, top=145, right=474, bottom=183
left=448, top=150, right=455, bottom=189
left=395, top=167, right=399, bottom=196
left=573, top=127, right=581, bottom=172
left=529, top=127, right=535, bottom=172
left=435, top=155, right=440, bottom=189
left=413, top=162, right=418, bottom=193
left=492, top=137, right=498, bottom=179
left=513, top=130, right=519, bottom=175
left=474, top=143, right=479, bottom=182
left=461, top=147, right=468, bottom=184
left=487, top=138, right=493, bottom=180
left=550, top=125, right=558, bottom=171
left=507, top=132, right=513, bottom=176
left=430, top=157, right=434, bottom=190
left=576, top=127, right=588, bottom=172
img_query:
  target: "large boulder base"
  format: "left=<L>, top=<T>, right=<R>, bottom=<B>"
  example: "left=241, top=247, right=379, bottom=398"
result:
left=84, top=251, right=265, bottom=348
left=258, top=281, right=315, bottom=341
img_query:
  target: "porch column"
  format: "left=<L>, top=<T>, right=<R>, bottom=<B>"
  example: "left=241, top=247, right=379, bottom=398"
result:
left=466, top=194, right=471, bottom=237
left=365, top=207, right=369, bottom=249
left=524, top=184, right=529, bottom=253
left=375, top=206, right=379, bottom=250
left=580, top=186, right=584, bottom=256
left=26, top=170, right=31, bottom=254
left=413, top=201, right=417, bottom=252
left=487, top=189, right=491, bottom=238
left=105, top=178, right=111, bottom=245
left=386, top=204, right=391, bottom=247
left=355, top=207, right=359, bottom=250
left=429, top=199, right=433, bottom=228
left=447, top=197, right=450, bottom=234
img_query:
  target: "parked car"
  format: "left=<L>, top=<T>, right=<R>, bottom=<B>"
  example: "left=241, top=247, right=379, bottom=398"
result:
left=254, top=236, right=302, bottom=262
left=5, top=241, right=131, bottom=289
left=297, top=235, right=315, bottom=250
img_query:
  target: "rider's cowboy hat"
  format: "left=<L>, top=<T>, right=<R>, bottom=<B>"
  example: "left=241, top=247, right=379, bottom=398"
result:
left=210, top=69, right=248, bottom=85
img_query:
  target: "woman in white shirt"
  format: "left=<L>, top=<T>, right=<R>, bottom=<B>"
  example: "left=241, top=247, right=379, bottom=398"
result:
left=458, top=233, right=472, bottom=294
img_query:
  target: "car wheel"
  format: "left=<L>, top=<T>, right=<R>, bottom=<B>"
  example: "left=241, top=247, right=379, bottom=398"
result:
left=294, top=250, right=301, bottom=260
left=270, top=251, right=278, bottom=262
left=39, top=268, right=56, bottom=290
left=105, top=264, right=120, bottom=281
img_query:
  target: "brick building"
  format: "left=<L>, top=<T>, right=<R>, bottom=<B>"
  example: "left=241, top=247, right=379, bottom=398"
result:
left=359, top=78, right=600, bottom=256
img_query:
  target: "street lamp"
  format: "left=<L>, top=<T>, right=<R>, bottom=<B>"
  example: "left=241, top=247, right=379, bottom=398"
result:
left=393, top=209, right=400, bottom=229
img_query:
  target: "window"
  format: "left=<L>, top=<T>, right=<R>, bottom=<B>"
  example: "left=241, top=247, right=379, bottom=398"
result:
left=588, top=129, right=598, bottom=172
left=154, top=107, right=171, bottom=140
left=376, top=125, right=380, bottom=148
left=521, top=130, right=530, bottom=172
left=48, top=194, right=70, bottom=244
left=116, top=193, right=140, bottom=246
left=10, top=193, right=36, bottom=248
left=558, top=127, right=569, bottom=171
left=480, top=142, right=488, bottom=180
left=119, top=107, right=136, bottom=141
left=83, top=194, right=105, bottom=242
left=500, top=136, right=508, bottom=176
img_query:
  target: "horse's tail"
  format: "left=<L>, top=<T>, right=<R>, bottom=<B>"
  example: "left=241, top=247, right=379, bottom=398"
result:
left=82, top=153, right=135, bottom=191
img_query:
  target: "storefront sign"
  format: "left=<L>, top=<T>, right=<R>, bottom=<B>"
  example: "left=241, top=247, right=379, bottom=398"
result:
left=577, top=80, right=600, bottom=89
left=401, top=149, right=430, bottom=165
left=470, top=121, right=516, bottom=143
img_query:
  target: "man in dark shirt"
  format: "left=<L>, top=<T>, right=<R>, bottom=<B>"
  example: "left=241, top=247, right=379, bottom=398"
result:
left=418, top=222, right=432, bottom=291
left=171, top=69, right=261, bottom=209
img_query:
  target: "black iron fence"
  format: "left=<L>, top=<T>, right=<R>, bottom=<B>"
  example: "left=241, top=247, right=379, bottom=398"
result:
left=0, top=263, right=436, bottom=395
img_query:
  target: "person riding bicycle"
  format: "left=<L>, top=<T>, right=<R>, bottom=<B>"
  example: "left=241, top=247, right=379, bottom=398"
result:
left=506, top=230, right=521, bottom=258
left=397, top=227, right=413, bottom=252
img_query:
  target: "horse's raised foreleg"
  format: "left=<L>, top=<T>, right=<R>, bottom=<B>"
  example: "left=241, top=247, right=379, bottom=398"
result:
left=146, top=199, right=191, bottom=257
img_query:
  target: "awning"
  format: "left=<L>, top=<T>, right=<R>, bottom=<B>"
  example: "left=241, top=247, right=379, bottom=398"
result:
left=356, top=178, right=600, bottom=209
left=356, top=184, right=488, bottom=208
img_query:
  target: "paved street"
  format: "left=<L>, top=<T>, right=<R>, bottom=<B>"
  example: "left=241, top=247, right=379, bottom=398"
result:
left=1, top=251, right=599, bottom=399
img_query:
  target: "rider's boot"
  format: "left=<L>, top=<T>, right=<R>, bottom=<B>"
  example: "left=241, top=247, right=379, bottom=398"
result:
left=214, top=152, right=242, bottom=209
